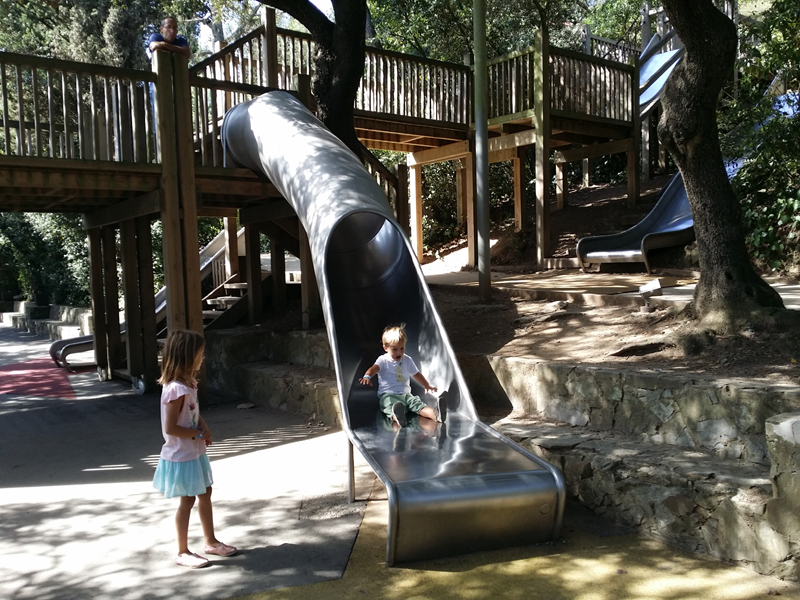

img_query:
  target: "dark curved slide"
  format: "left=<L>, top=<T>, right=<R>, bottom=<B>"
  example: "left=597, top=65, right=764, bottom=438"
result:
left=221, top=91, right=565, bottom=565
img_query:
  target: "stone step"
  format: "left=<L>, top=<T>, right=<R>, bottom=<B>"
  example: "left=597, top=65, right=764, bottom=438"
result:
left=231, top=361, right=340, bottom=428
left=489, top=415, right=791, bottom=578
left=206, top=296, right=240, bottom=308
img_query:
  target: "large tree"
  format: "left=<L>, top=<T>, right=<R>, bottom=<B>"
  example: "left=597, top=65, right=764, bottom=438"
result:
left=260, top=0, right=367, bottom=153
left=658, top=0, right=790, bottom=331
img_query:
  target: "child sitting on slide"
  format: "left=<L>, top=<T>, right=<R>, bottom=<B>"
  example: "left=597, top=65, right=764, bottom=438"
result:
left=359, top=325, right=446, bottom=427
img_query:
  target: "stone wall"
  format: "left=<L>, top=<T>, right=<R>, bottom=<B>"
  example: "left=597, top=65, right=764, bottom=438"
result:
left=459, top=354, right=800, bottom=464
left=0, top=303, right=92, bottom=339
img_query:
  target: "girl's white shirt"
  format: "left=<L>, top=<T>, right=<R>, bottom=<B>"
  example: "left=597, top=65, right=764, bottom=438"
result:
left=159, top=381, right=206, bottom=462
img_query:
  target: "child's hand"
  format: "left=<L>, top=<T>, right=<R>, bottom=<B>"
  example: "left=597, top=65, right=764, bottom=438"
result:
left=426, top=386, right=438, bottom=393
left=359, top=376, right=373, bottom=386
left=200, top=427, right=213, bottom=446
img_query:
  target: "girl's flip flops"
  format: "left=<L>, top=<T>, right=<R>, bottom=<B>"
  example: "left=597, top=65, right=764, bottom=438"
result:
left=203, top=542, right=237, bottom=557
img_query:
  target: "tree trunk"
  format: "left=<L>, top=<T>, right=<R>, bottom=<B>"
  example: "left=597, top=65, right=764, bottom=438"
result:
left=658, top=0, right=783, bottom=328
left=261, top=0, right=366, bottom=155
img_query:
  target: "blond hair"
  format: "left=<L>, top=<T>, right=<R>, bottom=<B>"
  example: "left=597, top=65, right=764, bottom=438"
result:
left=158, top=329, right=205, bottom=386
left=382, top=324, right=407, bottom=347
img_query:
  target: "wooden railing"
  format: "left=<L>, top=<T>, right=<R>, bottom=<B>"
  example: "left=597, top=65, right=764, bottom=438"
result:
left=487, top=46, right=536, bottom=120
left=0, top=51, right=157, bottom=162
left=190, top=26, right=267, bottom=87
left=549, top=48, right=635, bottom=124
left=189, top=76, right=275, bottom=167
left=358, top=48, right=471, bottom=125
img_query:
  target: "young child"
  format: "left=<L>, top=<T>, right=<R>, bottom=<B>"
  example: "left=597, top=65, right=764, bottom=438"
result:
left=152, top=329, right=236, bottom=569
left=359, top=325, right=446, bottom=427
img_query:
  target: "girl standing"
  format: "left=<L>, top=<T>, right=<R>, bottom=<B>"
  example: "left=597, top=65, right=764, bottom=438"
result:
left=152, top=329, right=237, bottom=568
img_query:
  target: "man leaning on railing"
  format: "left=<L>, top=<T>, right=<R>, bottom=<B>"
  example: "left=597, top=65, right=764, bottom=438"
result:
left=146, top=15, right=191, bottom=61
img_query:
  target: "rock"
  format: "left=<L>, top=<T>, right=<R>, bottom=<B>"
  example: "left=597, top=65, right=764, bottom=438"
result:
left=237, top=403, right=255, bottom=409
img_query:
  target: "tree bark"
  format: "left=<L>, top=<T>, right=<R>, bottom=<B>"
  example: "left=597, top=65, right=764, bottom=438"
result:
left=658, top=0, right=784, bottom=327
left=261, top=0, right=366, bottom=154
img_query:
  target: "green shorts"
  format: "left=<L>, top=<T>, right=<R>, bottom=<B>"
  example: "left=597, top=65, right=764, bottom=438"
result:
left=379, top=392, right=426, bottom=418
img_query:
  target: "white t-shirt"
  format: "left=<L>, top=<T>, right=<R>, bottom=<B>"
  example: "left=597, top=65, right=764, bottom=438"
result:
left=375, top=353, right=419, bottom=395
left=159, top=381, right=206, bottom=463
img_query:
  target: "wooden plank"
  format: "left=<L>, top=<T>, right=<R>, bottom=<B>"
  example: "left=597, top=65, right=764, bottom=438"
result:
left=1, top=65, right=10, bottom=154
left=555, top=162, right=567, bottom=210
left=628, top=56, right=641, bottom=208
left=533, top=30, right=551, bottom=264
left=244, top=223, right=263, bottom=324
left=101, top=225, right=123, bottom=371
left=82, top=190, right=161, bottom=230
left=407, top=140, right=469, bottom=166
left=46, top=70, right=55, bottom=157
left=298, top=222, right=320, bottom=330
left=194, top=177, right=279, bottom=197
left=197, top=207, right=238, bottom=218
left=0, top=50, right=156, bottom=82
left=239, top=199, right=295, bottom=225
left=76, top=74, right=85, bottom=159
left=270, top=237, right=286, bottom=309
left=553, top=138, right=633, bottom=163
left=87, top=227, right=108, bottom=377
left=223, top=216, right=239, bottom=278
left=135, top=216, right=159, bottom=391
left=172, top=53, right=203, bottom=335
left=15, top=65, right=25, bottom=156
left=465, top=148, right=477, bottom=268
left=488, top=147, right=517, bottom=164
left=120, top=219, right=144, bottom=381
left=32, top=68, right=41, bottom=157
left=514, top=147, right=527, bottom=230
left=61, top=71, right=71, bottom=159
left=408, top=164, right=423, bottom=261
left=154, top=51, right=186, bottom=331
left=393, top=164, right=410, bottom=236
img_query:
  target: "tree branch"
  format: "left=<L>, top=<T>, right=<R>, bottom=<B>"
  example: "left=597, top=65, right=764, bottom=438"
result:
left=262, top=0, right=334, bottom=44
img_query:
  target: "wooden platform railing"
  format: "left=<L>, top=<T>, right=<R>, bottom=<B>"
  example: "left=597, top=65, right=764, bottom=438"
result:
left=549, top=47, right=635, bottom=124
left=0, top=51, right=158, bottom=162
left=487, top=46, right=537, bottom=120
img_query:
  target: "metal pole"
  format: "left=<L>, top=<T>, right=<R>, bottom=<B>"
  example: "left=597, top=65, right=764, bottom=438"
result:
left=473, top=0, right=491, bottom=301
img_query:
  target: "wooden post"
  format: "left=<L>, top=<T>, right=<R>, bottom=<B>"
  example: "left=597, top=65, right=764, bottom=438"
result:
left=513, top=146, right=527, bottom=230
left=642, top=2, right=652, bottom=49
left=299, top=223, right=321, bottom=330
left=555, top=162, right=567, bottom=211
left=392, top=163, right=410, bottom=236
left=261, top=6, right=279, bottom=88
left=628, top=57, right=641, bottom=208
left=641, top=115, right=651, bottom=181
left=582, top=24, right=593, bottom=189
left=455, top=159, right=466, bottom=227
left=245, top=223, right=263, bottom=324
left=153, top=50, right=186, bottom=331
left=136, top=216, right=160, bottom=391
left=270, top=237, right=286, bottom=309
left=101, top=225, right=123, bottom=373
left=294, top=74, right=312, bottom=108
left=172, top=53, right=203, bottom=335
left=87, top=227, right=108, bottom=380
left=223, top=216, right=239, bottom=278
left=533, top=30, right=551, bottom=264
left=408, top=164, right=424, bottom=261
left=120, top=219, right=144, bottom=382
left=465, top=148, right=477, bottom=268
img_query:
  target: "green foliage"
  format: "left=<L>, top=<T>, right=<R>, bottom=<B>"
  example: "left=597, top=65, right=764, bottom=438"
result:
left=0, top=213, right=89, bottom=304
left=585, top=0, right=657, bottom=47
left=720, top=0, right=800, bottom=273
left=368, top=0, right=587, bottom=61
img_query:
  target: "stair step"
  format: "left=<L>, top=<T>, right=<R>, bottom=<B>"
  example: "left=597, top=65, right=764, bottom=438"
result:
left=224, top=283, right=249, bottom=290
left=207, top=296, right=240, bottom=307
left=203, top=310, right=224, bottom=318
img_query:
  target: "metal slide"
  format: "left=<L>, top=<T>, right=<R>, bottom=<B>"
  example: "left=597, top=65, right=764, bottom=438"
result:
left=221, top=91, right=565, bottom=565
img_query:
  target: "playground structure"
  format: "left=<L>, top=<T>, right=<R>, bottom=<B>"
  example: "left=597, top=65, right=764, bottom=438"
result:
left=0, top=1, right=744, bottom=563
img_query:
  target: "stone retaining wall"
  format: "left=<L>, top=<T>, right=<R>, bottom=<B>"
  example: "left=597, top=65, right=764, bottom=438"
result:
left=459, top=354, right=800, bottom=465
left=0, top=303, right=92, bottom=339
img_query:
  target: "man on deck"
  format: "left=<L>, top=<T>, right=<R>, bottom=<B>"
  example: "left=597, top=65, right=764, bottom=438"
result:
left=147, top=16, right=191, bottom=61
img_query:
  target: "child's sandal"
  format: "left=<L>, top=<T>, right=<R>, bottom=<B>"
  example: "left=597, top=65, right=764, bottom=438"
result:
left=176, top=552, right=209, bottom=568
left=203, top=542, right=237, bottom=557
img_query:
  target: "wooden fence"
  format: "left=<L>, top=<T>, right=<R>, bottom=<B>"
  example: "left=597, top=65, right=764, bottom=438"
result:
left=0, top=51, right=157, bottom=162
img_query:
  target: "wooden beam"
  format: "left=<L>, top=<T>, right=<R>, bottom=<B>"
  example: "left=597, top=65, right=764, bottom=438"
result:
left=87, top=227, right=108, bottom=378
left=245, top=223, right=263, bottom=324
left=488, top=128, right=537, bottom=153
left=465, top=149, right=477, bottom=268
left=239, top=199, right=296, bottom=225
left=194, top=177, right=280, bottom=197
left=553, top=138, right=633, bottom=164
left=514, top=147, right=527, bottom=231
left=549, top=116, right=630, bottom=140
left=555, top=162, right=567, bottom=210
left=0, top=166, right=158, bottom=193
left=407, top=140, right=470, bottom=166
left=489, top=147, right=518, bottom=164
left=298, top=223, right=320, bottom=330
left=223, top=216, right=239, bottom=278
left=101, top=225, right=123, bottom=371
left=534, top=30, right=551, bottom=264
left=196, top=207, right=238, bottom=218
left=409, top=165, right=423, bottom=261
left=120, top=219, right=144, bottom=380
left=82, top=190, right=160, bottom=229
left=136, top=216, right=159, bottom=391
left=270, top=237, right=286, bottom=309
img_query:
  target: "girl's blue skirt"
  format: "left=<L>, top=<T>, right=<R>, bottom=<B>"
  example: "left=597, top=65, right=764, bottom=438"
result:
left=153, top=454, right=213, bottom=498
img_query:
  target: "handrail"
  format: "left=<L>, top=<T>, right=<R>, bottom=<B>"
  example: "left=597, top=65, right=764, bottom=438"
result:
left=0, top=50, right=157, bottom=81
left=190, top=26, right=266, bottom=73
left=549, top=46, right=635, bottom=72
left=188, top=76, right=279, bottom=95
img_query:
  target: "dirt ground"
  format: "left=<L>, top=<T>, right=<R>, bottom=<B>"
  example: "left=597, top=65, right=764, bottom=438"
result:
left=425, top=175, right=799, bottom=388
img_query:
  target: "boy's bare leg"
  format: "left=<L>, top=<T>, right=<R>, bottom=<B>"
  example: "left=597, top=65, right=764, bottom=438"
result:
left=418, top=406, right=436, bottom=421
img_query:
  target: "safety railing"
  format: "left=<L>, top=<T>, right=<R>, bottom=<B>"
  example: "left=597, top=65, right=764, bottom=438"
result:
left=487, top=46, right=536, bottom=120
left=0, top=51, right=158, bottom=162
left=549, top=47, right=635, bottom=123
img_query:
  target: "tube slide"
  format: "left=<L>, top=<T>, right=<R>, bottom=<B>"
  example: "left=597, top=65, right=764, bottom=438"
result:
left=221, top=91, right=565, bottom=565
